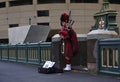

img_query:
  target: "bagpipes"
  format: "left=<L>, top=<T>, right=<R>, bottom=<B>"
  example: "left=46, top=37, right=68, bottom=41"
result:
left=68, top=11, right=75, bottom=27
left=61, top=11, right=75, bottom=54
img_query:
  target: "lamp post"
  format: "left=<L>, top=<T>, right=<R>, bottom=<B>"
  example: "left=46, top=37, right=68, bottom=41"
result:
left=29, top=17, right=31, bottom=25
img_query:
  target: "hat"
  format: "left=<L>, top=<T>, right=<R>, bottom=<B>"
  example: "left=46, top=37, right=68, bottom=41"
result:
left=60, top=13, right=69, bottom=23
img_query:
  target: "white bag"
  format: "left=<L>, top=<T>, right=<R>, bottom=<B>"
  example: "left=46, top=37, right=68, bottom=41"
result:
left=43, top=61, right=55, bottom=68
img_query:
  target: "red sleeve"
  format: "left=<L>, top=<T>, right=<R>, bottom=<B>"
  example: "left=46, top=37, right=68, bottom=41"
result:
left=59, top=29, right=70, bottom=39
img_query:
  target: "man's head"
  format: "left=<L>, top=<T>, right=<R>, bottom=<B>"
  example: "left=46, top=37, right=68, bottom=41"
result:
left=60, top=13, right=69, bottom=26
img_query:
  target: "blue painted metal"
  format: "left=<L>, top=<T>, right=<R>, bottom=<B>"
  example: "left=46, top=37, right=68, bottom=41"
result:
left=98, top=38, right=120, bottom=76
left=0, top=42, right=52, bottom=66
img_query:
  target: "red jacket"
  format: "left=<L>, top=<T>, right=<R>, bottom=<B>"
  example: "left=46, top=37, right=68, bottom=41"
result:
left=59, top=27, right=78, bottom=57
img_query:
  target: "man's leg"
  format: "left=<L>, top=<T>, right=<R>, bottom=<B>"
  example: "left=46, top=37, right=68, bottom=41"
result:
left=64, top=56, right=71, bottom=71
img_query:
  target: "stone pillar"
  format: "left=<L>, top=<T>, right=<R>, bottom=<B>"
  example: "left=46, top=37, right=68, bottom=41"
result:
left=51, top=34, right=65, bottom=69
left=87, top=0, right=119, bottom=71
left=87, top=30, right=118, bottom=71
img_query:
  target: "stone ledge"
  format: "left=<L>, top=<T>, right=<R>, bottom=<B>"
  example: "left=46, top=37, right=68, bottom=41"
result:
left=87, top=29, right=118, bottom=39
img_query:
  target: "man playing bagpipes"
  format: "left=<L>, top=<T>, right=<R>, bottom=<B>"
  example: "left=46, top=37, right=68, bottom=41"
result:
left=59, top=12, right=78, bottom=71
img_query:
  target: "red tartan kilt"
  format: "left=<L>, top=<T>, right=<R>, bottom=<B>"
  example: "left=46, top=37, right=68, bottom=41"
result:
left=64, top=40, right=73, bottom=57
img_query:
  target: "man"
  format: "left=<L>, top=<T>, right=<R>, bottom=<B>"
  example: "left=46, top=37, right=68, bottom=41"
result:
left=59, top=12, right=78, bottom=71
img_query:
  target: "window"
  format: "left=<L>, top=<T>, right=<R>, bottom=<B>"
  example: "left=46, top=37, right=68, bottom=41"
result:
left=9, top=0, right=33, bottom=7
left=37, top=10, right=49, bottom=17
left=37, top=0, right=65, bottom=4
left=9, top=24, right=19, bottom=28
left=71, top=0, right=98, bottom=3
left=37, top=23, right=49, bottom=25
left=109, top=0, right=120, bottom=4
left=0, top=2, right=5, bottom=8
left=0, top=39, right=8, bottom=44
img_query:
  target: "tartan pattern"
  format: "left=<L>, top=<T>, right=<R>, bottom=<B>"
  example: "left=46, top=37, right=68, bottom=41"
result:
left=70, top=28, right=79, bottom=55
left=59, top=27, right=78, bottom=57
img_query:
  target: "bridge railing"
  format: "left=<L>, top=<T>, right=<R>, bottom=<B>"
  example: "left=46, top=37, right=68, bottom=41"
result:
left=98, top=38, right=120, bottom=75
left=0, top=42, right=52, bottom=65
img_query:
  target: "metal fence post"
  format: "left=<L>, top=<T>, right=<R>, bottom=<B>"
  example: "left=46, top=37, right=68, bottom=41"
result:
left=38, top=43, right=41, bottom=65
left=25, top=43, right=28, bottom=63
left=0, top=46, right=1, bottom=60
left=7, top=44, right=9, bottom=61
left=16, top=44, right=18, bottom=62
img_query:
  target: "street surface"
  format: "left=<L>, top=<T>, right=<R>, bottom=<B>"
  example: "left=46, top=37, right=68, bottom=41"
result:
left=0, top=61, right=120, bottom=82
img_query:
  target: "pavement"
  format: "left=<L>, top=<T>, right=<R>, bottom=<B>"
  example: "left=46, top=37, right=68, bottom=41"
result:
left=0, top=61, right=120, bottom=82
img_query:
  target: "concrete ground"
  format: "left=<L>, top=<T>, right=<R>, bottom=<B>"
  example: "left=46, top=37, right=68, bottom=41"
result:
left=0, top=61, right=120, bottom=82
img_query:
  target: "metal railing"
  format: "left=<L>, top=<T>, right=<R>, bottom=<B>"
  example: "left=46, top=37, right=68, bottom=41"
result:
left=0, top=42, right=52, bottom=65
left=98, top=38, right=120, bottom=76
